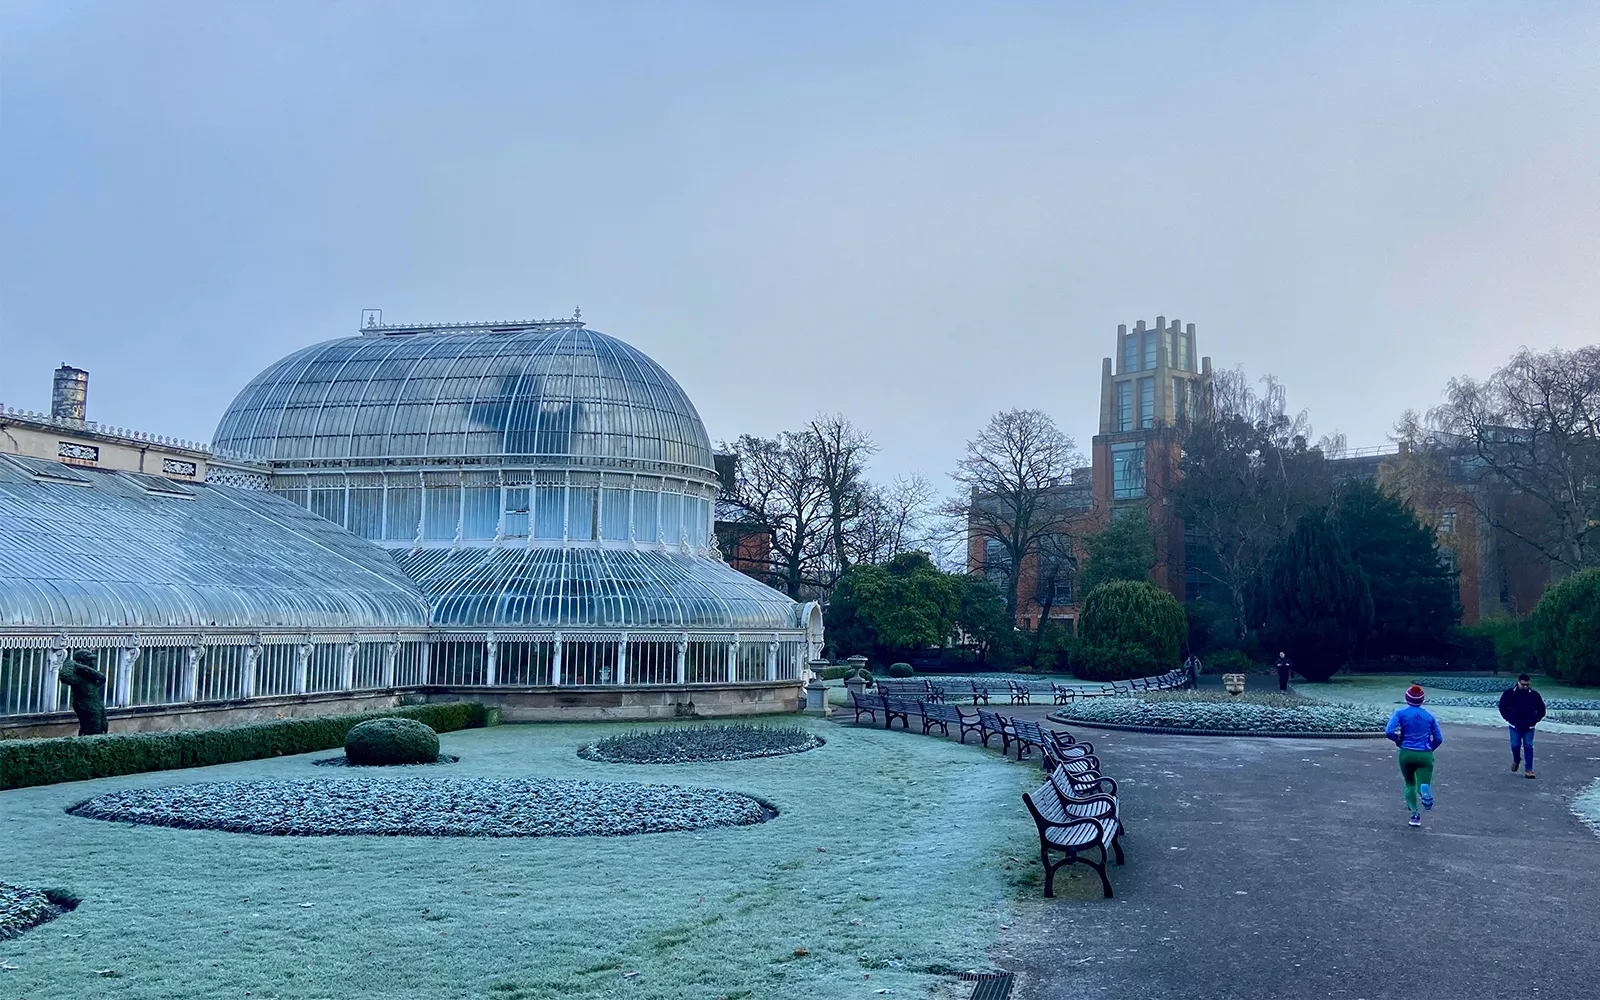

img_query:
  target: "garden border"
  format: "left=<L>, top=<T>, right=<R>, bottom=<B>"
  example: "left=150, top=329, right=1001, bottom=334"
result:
left=1047, top=713, right=1389, bottom=739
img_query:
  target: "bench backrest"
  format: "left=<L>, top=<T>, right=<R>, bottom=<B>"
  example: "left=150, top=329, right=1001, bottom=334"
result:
left=1011, top=718, right=1046, bottom=744
left=922, top=701, right=958, bottom=723
left=876, top=679, right=927, bottom=696
left=977, top=709, right=1007, bottom=730
left=1025, top=782, right=1070, bottom=825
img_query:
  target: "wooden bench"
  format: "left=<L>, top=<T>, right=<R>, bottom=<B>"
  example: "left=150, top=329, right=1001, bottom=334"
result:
left=969, top=680, right=993, bottom=705
left=880, top=695, right=921, bottom=730
left=920, top=701, right=983, bottom=742
left=1007, top=680, right=1034, bottom=705
left=1022, top=778, right=1122, bottom=898
left=847, top=688, right=880, bottom=724
left=1040, top=728, right=1095, bottom=767
left=878, top=678, right=949, bottom=705
left=1051, top=682, right=1078, bottom=705
left=976, top=709, right=1012, bottom=753
left=1008, top=716, right=1051, bottom=762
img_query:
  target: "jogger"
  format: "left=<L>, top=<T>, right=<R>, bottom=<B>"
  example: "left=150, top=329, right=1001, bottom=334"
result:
left=1398, top=748, right=1435, bottom=813
left=1386, top=684, right=1443, bottom=827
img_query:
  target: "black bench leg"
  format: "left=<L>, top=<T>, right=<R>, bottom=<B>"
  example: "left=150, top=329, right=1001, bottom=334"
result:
left=1095, top=845, right=1114, bottom=898
left=1041, top=848, right=1058, bottom=898
left=1112, top=832, right=1125, bottom=866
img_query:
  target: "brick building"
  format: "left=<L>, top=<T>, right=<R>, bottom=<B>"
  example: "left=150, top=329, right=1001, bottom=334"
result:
left=970, top=317, right=1210, bottom=630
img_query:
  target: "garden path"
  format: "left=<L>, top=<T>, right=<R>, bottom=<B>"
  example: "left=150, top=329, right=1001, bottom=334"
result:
left=999, top=722, right=1600, bottom=999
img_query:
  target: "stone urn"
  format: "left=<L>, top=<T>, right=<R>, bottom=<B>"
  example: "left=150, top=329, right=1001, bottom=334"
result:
left=842, top=655, right=872, bottom=698
left=1222, top=673, right=1246, bottom=695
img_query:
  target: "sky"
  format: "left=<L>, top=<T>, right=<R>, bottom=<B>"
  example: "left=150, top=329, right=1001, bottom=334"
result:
left=3, top=1, right=1598, bottom=487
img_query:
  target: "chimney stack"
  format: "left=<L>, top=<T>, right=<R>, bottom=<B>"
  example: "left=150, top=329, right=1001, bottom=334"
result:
left=52, top=365, right=88, bottom=422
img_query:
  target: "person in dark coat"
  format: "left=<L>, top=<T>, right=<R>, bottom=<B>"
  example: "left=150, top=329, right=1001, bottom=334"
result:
left=1498, top=674, right=1547, bottom=779
left=1274, top=651, right=1293, bottom=692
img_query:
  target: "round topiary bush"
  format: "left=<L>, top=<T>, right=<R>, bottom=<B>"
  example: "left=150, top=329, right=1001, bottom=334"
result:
left=1077, top=581, right=1186, bottom=680
left=1532, top=568, right=1600, bottom=686
left=344, top=717, right=440, bottom=766
left=887, top=662, right=914, bottom=678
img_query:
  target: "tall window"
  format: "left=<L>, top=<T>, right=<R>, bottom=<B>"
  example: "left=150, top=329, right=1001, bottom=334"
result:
left=1142, top=332, right=1157, bottom=370
left=1122, top=334, right=1138, bottom=374
left=982, top=538, right=1011, bottom=584
left=1112, top=442, right=1146, bottom=499
left=1138, top=377, right=1155, bottom=428
left=1117, top=382, right=1133, bottom=431
left=1173, top=378, right=1188, bottom=423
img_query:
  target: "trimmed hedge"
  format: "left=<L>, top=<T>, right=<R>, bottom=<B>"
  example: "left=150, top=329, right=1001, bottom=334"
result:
left=1531, top=568, right=1600, bottom=686
left=344, top=717, right=440, bottom=766
left=1078, top=581, right=1186, bottom=674
left=0, top=702, right=491, bottom=791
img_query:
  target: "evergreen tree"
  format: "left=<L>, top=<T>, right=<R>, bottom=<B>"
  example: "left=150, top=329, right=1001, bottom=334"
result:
left=1261, top=511, right=1374, bottom=682
left=1330, top=480, right=1459, bottom=657
left=824, top=552, right=959, bottom=661
left=1077, top=507, right=1156, bottom=598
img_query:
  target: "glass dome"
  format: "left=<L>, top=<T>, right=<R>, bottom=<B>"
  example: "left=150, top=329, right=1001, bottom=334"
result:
left=213, top=320, right=717, bottom=483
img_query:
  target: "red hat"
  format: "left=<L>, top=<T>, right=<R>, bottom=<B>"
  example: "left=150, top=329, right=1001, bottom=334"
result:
left=1405, top=685, right=1425, bottom=706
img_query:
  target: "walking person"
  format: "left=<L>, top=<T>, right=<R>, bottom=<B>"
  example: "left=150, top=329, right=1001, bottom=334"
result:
left=1275, top=651, right=1293, bottom=692
left=1386, top=684, right=1443, bottom=828
left=1498, top=674, right=1547, bottom=779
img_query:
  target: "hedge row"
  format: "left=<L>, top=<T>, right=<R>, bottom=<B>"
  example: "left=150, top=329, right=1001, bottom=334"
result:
left=0, top=702, right=492, bottom=791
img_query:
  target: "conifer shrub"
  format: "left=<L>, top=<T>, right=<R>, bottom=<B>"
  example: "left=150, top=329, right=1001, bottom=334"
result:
left=1075, top=581, right=1186, bottom=680
left=1260, top=512, right=1374, bottom=683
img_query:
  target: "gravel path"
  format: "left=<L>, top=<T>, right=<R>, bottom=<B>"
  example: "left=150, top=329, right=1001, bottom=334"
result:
left=67, top=777, right=775, bottom=838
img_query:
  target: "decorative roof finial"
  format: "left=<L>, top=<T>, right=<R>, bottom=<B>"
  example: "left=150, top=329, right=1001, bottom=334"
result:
left=573, top=305, right=581, bottom=321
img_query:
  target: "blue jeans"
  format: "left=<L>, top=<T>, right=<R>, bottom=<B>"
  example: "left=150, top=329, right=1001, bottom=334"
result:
left=1509, top=727, right=1535, bottom=770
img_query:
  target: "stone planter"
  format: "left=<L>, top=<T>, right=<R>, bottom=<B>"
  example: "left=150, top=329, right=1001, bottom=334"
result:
left=1222, top=673, right=1246, bottom=695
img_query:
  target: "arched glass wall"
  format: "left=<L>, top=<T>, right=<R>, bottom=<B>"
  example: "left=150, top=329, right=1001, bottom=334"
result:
left=268, top=470, right=715, bottom=549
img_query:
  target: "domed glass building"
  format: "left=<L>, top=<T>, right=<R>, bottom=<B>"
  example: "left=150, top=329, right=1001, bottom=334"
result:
left=213, top=317, right=818, bottom=692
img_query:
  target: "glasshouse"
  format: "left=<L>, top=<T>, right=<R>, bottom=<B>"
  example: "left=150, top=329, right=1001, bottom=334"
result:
left=1, top=317, right=820, bottom=733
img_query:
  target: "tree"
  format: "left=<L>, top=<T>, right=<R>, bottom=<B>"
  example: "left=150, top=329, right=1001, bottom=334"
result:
left=824, top=552, right=960, bottom=661
left=1077, top=506, right=1156, bottom=598
left=1423, top=346, right=1600, bottom=573
left=1330, top=480, right=1460, bottom=658
left=851, top=474, right=938, bottom=566
left=1076, top=580, right=1187, bottom=679
left=1175, top=369, right=1333, bottom=632
left=717, top=432, right=831, bottom=598
left=1259, top=511, right=1374, bottom=682
left=952, top=573, right=1016, bottom=666
left=948, top=409, right=1084, bottom=623
left=1530, top=567, right=1600, bottom=685
left=809, top=414, right=877, bottom=575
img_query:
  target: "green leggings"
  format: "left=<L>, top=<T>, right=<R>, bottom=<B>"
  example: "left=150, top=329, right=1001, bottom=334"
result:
left=1398, top=749, right=1435, bottom=811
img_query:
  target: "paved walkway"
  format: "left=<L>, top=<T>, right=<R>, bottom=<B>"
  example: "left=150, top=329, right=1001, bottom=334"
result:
left=998, top=721, right=1600, bottom=1000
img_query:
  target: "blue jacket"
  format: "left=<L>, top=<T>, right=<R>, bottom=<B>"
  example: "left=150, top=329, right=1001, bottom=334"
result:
left=1386, top=706, right=1443, bottom=751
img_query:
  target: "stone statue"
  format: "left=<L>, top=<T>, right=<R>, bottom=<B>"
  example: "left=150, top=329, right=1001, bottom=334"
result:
left=59, top=651, right=108, bottom=735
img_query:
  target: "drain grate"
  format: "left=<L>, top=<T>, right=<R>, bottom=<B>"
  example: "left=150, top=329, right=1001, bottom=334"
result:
left=959, top=970, right=1015, bottom=1000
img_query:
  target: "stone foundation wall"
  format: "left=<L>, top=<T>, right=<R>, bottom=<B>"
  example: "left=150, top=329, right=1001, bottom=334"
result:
left=1, top=682, right=803, bottom=739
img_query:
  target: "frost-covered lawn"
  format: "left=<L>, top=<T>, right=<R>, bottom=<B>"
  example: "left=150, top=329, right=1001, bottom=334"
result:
left=1573, top=778, right=1600, bottom=837
left=0, top=718, right=1037, bottom=999
left=1297, top=674, right=1600, bottom=734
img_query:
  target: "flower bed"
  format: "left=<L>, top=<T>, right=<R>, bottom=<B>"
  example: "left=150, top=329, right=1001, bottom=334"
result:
left=1412, top=676, right=1519, bottom=694
left=577, top=724, right=823, bottom=764
left=66, top=777, right=775, bottom=837
left=1550, top=711, right=1600, bottom=727
left=311, top=753, right=460, bottom=767
left=1423, top=695, right=1600, bottom=711
left=1053, top=691, right=1388, bottom=736
left=0, top=883, right=78, bottom=940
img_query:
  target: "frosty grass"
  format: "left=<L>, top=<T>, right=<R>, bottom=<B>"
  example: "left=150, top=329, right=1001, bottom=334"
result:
left=2, top=718, right=1036, bottom=998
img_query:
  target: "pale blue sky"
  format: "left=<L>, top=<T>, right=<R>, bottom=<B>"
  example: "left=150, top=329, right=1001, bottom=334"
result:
left=3, top=1, right=1597, bottom=482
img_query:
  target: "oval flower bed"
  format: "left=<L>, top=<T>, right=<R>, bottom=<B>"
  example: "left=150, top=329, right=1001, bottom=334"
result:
left=577, top=724, right=823, bottom=764
left=67, top=777, right=776, bottom=837
left=1052, top=691, right=1388, bottom=737
left=1422, top=695, right=1600, bottom=711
